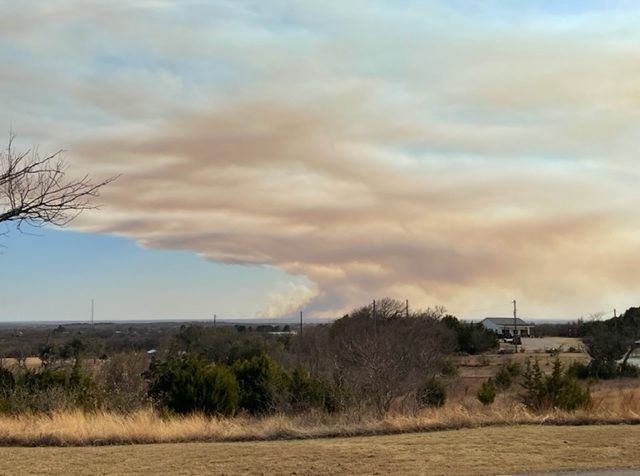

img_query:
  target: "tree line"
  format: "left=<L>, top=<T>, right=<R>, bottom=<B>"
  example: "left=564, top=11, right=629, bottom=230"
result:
left=0, top=299, right=499, bottom=416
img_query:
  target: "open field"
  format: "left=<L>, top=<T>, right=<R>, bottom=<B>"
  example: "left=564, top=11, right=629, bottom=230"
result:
left=0, top=425, right=638, bottom=475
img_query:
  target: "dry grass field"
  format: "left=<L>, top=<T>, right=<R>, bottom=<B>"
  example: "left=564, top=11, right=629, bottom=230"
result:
left=0, top=379, right=637, bottom=446
left=0, top=357, right=42, bottom=369
left=0, top=425, right=638, bottom=475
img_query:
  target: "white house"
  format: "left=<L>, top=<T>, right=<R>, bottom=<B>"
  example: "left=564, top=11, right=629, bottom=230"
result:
left=481, top=317, right=535, bottom=337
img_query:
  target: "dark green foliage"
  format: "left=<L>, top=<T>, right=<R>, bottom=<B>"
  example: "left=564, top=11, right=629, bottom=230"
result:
left=232, top=353, right=289, bottom=415
left=38, top=343, right=58, bottom=369
left=521, top=359, right=591, bottom=411
left=0, top=367, right=15, bottom=411
left=0, top=368, right=15, bottom=398
left=22, top=368, right=69, bottom=392
left=288, top=366, right=334, bottom=412
left=566, top=361, right=590, bottom=380
left=521, top=359, right=545, bottom=408
left=495, top=366, right=513, bottom=390
left=416, top=377, right=446, bottom=408
left=6, top=362, right=101, bottom=413
left=441, top=316, right=499, bottom=355
left=146, top=354, right=239, bottom=416
left=173, top=325, right=283, bottom=365
left=581, top=307, right=640, bottom=378
left=495, top=361, right=520, bottom=390
left=618, top=362, right=640, bottom=378
left=477, top=379, right=496, bottom=405
left=62, top=338, right=85, bottom=361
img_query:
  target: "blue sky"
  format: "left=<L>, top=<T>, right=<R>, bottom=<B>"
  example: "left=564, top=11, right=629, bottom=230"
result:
left=1, top=224, right=309, bottom=321
left=1, top=1, right=640, bottom=320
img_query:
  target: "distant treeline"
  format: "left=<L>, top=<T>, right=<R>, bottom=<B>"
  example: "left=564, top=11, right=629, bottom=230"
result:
left=0, top=299, right=500, bottom=416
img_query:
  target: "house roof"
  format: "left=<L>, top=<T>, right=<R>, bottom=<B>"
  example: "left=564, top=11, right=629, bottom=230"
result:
left=482, top=317, right=533, bottom=327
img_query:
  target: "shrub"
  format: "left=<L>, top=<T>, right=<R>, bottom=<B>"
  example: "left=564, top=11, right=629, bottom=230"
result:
left=6, top=364, right=101, bottom=414
left=0, top=367, right=15, bottom=398
left=22, top=368, right=68, bottom=393
left=288, top=366, right=332, bottom=412
left=416, top=377, right=446, bottom=408
left=440, top=358, right=459, bottom=377
left=98, top=352, right=151, bottom=413
left=0, top=368, right=15, bottom=412
left=441, top=316, right=499, bottom=355
left=477, top=379, right=496, bottom=405
left=521, top=359, right=590, bottom=411
left=566, top=361, right=590, bottom=380
left=495, top=367, right=513, bottom=390
left=232, top=353, right=289, bottom=415
left=495, top=361, right=520, bottom=390
left=146, top=354, right=239, bottom=416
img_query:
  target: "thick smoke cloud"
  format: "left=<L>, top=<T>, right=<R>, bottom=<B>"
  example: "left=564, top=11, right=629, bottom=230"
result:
left=2, top=1, right=640, bottom=317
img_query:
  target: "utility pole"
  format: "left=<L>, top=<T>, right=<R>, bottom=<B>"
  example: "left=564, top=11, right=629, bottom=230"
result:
left=91, top=299, right=94, bottom=326
left=405, top=299, right=409, bottom=318
left=300, top=311, right=303, bottom=336
left=214, top=314, right=217, bottom=328
left=513, top=299, right=518, bottom=353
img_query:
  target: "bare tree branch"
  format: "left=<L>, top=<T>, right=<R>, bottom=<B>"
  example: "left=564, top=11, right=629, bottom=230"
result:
left=0, top=135, right=118, bottom=231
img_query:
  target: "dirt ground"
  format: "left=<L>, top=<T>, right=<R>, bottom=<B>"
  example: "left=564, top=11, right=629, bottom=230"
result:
left=0, top=425, right=638, bottom=476
left=517, top=336, right=584, bottom=353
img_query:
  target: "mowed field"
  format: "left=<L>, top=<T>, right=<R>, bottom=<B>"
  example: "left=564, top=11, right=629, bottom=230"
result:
left=0, top=425, right=639, bottom=476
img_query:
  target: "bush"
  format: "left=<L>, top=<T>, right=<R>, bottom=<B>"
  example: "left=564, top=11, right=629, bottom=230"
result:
left=98, top=352, right=151, bottom=413
left=416, top=377, right=446, bottom=408
left=477, top=379, right=496, bottom=405
left=521, top=359, right=590, bottom=411
left=5, top=364, right=101, bottom=414
left=495, top=361, right=520, bottom=390
left=441, top=316, right=499, bottom=355
left=495, top=367, right=513, bottom=390
left=566, top=361, right=590, bottom=380
left=232, top=353, right=289, bottom=415
left=288, top=366, right=333, bottom=412
left=146, top=354, right=239, bottom=416
left=0, top=367, right=15, bottom=398
left=22, top=368, right=68, bottom=393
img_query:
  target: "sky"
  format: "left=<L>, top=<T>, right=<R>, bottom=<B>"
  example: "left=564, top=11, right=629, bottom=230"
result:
left=1, top=0, right=639, bottom=321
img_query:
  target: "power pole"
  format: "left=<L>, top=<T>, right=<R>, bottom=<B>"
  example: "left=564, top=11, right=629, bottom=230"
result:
left=91, top=299, right=94, bottom=326
left=214, top=314, right=217, bottom=328
left=513, top=299, right=518, bottom=353
left=300, top=311, right=303, bottom=336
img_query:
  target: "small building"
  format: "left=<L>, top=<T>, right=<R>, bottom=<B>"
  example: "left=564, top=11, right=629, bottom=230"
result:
left=481, top=317, right=535, bottom=337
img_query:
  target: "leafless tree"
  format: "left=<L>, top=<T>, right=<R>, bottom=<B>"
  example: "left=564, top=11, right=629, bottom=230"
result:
left=0, top=136, right=117, bottom=232
left=331, top=298, right=456, bottom=416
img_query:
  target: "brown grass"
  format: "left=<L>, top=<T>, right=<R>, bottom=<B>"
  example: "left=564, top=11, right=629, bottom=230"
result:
left=0, top=383, right=637, bottom=446
left=0, top=357, right=42, bottom=369
left=0, top=376, right=638, bottom=475
left=1, top=425, right=639, bottom=475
